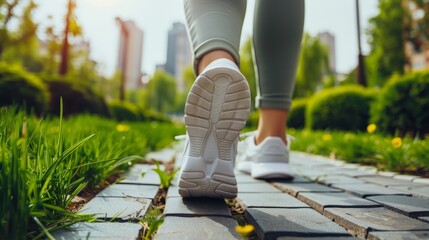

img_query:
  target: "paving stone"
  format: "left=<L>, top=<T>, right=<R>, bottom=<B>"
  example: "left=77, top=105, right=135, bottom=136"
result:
left=358, top=176, right=425, bottom=187
left=388, top=185, right=429, bottom=199
left=96, top=184, right=159, bottom=199
left=331, top=170, right=376, bottom=178
left=145, top=148, right=176, bottom=162
left=79, top=197, right=151, bottom=221
left=237, top=182, right=281, bottom=193
left=357, top=165, right=378, bottom=173
left=164, top=197, right=231, bottom=217
left=273, top=182, right=342, bottom=197
left=120, top=169, right=161, bottom=185
left=316, top=175, right=366, bottom=186
left=234, top=171, right=266, bottom=183
left=324, top=207, right=429, bottom=238
left=367, top=195, right=429, bottom=217
left=167, top=185, right=180, bottom=198
left=413, top=178, right=429, bottom=184
left=367, top=231, right=429, bottom=240
left=420, top=217, right=429, bottom=223
left=50, top=222, right=142, bottom=239
left=393, top=174, right=420, bottom=181
left=297, top=192, right=381, bottom=213
left=293, top=167, right=336, bottom=178
left=377, top=171, right=398, bottom=177
left=245, top=208, right=350, bottom=239
left=119, top=164, right=162, bottom=185
left=238, top=193, right=309, bottom=208
left=341, top=163, right=360, bottom=169
left=154, top=216, right=239, bottom=240
left=331, top=183, right=411, bottom=198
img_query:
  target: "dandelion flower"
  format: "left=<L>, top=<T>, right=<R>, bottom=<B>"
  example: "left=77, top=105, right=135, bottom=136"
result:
left=116, top=124, right=130, bottom=132
left=235, top=224, right=254, bottom=236
left=367, top=124, right=376, bottom=134
left=322, top=134, right=332, bottom=141
left=391, top=137, right=402, bottom=148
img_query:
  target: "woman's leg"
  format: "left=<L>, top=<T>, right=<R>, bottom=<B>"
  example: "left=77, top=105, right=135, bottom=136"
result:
left=184, top=0, right=247, bottom=74
left=253, top=0, right=305, bottom=144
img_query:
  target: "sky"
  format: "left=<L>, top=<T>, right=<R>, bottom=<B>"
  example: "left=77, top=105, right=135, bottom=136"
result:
left=33, top=0, right=379, bottom=76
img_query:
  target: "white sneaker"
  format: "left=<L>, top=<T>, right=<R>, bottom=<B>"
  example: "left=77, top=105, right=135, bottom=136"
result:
left=237, top=132, right=294, bottom=179
left=178, top=58, right=251, bottom=198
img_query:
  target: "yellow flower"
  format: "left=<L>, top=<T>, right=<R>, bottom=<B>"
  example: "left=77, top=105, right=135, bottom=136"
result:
left=322, top=134, right=332, bottom=141
left=391, top=137, right=402, bottom=148
left=367, top=124, right=377, bottom=134
left=116, top=124, right=130, bottom=132
left=235, top=224, right=254, bottom=236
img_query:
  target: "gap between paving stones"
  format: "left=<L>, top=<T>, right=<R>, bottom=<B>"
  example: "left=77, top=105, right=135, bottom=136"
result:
left=49, top=148, right=177, bottom=239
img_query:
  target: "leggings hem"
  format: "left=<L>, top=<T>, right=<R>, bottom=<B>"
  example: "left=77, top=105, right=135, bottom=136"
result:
left=256, top=96, right=292, bottom=111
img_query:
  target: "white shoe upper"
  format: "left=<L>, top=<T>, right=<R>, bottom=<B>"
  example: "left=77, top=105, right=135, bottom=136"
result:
left=237, top=132, right=294, bottom=179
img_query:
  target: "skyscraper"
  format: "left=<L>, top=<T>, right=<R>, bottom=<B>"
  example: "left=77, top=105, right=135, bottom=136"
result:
left=165, top=22, right=192, bottom=92
left=116, top=18, right=144, bottom=91
left=318, top=31, right=336, bottom=74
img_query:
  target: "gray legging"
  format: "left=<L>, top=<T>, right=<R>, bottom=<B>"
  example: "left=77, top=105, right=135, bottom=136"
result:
left=184, top=0, right=305, bottom=110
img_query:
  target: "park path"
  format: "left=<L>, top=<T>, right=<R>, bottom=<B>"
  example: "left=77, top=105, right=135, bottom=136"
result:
left=51, top=142, right=429, bottom=240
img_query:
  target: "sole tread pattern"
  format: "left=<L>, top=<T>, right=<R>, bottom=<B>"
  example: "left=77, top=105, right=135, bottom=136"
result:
left=179, top=64, right=250, bottom=198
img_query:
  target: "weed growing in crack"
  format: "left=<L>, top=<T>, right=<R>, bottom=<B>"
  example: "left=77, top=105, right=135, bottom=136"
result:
left=149, top=161, right=180, bottom=189
left=140, top=208, right=164, bottom=240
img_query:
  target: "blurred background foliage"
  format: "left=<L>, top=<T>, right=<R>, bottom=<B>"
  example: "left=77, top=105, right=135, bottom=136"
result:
left=1, top=0, right=429, bottom=138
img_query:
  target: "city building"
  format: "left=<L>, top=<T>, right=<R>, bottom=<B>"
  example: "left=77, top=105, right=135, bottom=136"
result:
left=116, top=18, right=144, bottom=90
left=165, top=22, right=192, bottom=92
left=318, top=31, right=337, bottom=74
left=404, top=0, right=429, bottom=71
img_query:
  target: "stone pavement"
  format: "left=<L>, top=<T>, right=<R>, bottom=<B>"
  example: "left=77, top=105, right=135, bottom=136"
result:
left=51, top=147, right=429, bottom=240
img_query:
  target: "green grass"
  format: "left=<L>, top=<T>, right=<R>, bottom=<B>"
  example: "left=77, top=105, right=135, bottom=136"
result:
left=289, top=128, right=429, bottom=174
left=0, top=106, right=185, bottom=239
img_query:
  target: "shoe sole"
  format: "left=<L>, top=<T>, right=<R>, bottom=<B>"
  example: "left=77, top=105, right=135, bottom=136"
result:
left=178, top=65, right=251, bottom=198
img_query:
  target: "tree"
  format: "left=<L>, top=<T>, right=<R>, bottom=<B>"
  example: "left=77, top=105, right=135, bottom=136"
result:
left=143, top=70, right=177, bottom=113
left=294, top=33, right=330, bottom=98
left=1, top=0, right=43, bottom=72
left=59, top=0, right=82, bottom=75
left=366, top=0, right=406, bottom=86
left=0, top=0, right=38, bottom=59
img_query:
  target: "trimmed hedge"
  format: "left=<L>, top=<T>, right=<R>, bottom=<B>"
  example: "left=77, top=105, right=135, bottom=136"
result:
left=288, top=98, right=307, bottom=129
left=306, top=86, right=375, bottom=131
left=371, top=71, right=429, bottom=137
left=0, top=63, right=49, bottom=114
left=109, top=101, right=139, bottom=122
left=45, top=78, right=109, bottom=117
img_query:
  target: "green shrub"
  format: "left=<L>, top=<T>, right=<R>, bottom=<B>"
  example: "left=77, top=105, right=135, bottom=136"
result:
left=0, top=63, right=49, bottom=114
left=306, top=86, right=375, bottom=131
left=140, top=109, right=171, bottom=123
left=371, top=71, right=429, bottom=137
left=45, top=78, right=109, bottom=117
left=109, top=101, right=139, bottom=121
left=288, top=98, right=307, bottom=129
